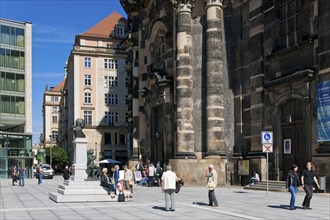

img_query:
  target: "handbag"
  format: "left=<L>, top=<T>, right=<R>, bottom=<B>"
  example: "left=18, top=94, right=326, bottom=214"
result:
left=129, top=180, right=134, bottom=185
left=207, top=182, right=216, bottom=190
left=117, top=192, right=125, bottom=202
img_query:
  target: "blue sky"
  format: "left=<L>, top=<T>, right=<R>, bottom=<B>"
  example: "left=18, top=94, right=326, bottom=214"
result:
left=0, top=0, right=127, bottom=144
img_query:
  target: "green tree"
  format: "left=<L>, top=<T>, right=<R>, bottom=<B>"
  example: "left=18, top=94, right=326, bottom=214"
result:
left=45, top=146, right=69, bottom=168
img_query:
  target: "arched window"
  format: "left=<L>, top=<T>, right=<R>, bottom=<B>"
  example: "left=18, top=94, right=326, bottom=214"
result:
left=51, top=130, right=58, bottom=143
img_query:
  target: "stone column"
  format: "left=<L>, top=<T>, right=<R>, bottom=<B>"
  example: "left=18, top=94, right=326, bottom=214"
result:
left=71, top=138, right=88, bottom=181
left=205, top=0, right=225, bottom=155
left=173, top=0, right=195, bottom=158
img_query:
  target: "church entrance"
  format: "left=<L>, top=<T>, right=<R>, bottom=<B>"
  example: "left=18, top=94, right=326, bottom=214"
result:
left=150, top=105, right=164, bottom=164
left=281, top=99, right=306, bottom=180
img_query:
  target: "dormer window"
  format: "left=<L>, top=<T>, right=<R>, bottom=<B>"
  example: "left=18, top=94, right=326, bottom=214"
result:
left=116, top=23, right=125, bottom=37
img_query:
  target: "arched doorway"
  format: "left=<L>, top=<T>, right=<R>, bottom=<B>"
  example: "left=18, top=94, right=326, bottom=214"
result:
left=281, top=99, right=306, bottom=179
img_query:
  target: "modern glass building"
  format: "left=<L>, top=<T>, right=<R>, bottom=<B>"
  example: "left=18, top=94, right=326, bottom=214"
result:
left=0, top=18, right=33, bottom=178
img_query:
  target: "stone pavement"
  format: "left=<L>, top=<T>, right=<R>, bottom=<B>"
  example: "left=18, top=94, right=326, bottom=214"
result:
left=1, top=175, right=329, bottom=220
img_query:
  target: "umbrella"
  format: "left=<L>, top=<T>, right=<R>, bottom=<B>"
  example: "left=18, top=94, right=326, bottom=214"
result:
left=99, top=159, right=121, bottom=164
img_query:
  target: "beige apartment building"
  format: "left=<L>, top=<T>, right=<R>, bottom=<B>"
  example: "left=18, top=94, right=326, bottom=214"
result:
left=55, top=12, right=129, bottom=163
left=42, top=80, right=65, bottom=148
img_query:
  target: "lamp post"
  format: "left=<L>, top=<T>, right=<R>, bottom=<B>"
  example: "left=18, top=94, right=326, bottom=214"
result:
left=49, top=135, right=53, bottom=168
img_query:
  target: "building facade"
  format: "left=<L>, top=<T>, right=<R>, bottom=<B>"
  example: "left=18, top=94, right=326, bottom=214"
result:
left=121, top=0, right=330, bottom=189
left=58, top=12, right=129, bottom=164
left=42, top=81, right=65, bottom=149
left=0, top=19, right=33, bottom=178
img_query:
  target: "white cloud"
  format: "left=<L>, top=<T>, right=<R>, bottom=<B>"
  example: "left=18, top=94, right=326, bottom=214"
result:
left=33, top=72, right=64, bottom=79
left=33, top=24, right=76, bottom=45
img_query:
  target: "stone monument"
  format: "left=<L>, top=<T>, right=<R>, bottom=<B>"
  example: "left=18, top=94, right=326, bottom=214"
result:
left=49, top=119, right=115, bottom=202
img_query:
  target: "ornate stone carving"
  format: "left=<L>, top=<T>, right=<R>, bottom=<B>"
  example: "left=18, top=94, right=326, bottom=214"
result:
left=171, top=0, right=194, bottom=11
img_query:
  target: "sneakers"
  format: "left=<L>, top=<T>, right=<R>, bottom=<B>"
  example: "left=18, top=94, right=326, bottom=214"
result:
left=289, top=207, right=296, bottom=210
left=212, top=205, right=219, bottom=207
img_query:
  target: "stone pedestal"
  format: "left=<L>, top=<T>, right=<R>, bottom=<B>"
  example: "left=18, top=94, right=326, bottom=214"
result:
left=49, top=138, right=115, bottom=202
left=170, top=158, right=227, bottom=185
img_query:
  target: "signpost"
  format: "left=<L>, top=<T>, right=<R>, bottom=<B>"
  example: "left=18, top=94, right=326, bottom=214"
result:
left=262, top=131, right=273, bottom=196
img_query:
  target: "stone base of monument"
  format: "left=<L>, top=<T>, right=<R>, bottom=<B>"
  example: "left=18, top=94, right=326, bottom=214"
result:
left=49, top=180, right=117, bottom=203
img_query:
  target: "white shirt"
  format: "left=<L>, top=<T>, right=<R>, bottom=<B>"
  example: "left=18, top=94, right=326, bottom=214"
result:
left=148, top=165, right=155, bottom=176
left=161, top=170, right=177, bottom=190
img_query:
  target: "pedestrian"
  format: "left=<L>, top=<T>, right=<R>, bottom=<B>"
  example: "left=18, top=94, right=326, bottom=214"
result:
left=100, top=168, right=115, bottom=198
left=38, top=165, right=43, bottom=184
left=147, top=163, right=155, bottom=187
left=301, top=161, right=320, bottom=210
left=10, top=165, right=17, bottom=186
left=123, top=165, right=134, bottom=194
left=155, top=163, right=163, bottom=187
left=161, top=165, right=177, bottom=212
left=18, top=165, right=25, bottom=186
left=135, top=160, right=145, bottom=176
left=205, top=164, right=218, bottom=207
left=114, top=165, right=119, bottom=185
left=286, top=164, right=301, bottom=210
left=63, top=165, right=71, bottom=180
left=250, top=170, right=260, bottom=185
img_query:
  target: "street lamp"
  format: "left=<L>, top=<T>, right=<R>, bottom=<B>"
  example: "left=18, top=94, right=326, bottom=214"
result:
left=49, top=135, right=53, bottom=168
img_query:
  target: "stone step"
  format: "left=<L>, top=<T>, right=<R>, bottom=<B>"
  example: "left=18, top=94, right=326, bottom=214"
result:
left=244, top=181, right=287, bottom=192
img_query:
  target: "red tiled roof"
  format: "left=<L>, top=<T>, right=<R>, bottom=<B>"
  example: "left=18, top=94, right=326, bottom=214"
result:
left=52, top=78, right=66, bottom=92
left=81, top=11, right=126, bottom=38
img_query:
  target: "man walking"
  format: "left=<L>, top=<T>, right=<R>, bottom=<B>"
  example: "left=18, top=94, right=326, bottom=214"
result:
left=161, top=165, right=177, bottom=212
left=18, top=165, right=25, bottom=186
left=301, top=161, right=320, bottom=209
left=205, top=164, right=218, bottom=207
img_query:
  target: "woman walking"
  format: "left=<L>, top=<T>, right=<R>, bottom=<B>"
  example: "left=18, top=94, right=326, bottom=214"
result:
left=286, top=164, right=301, bottom=210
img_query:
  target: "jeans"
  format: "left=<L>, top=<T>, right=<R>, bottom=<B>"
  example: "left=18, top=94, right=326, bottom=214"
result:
left=38, top=173, right=43, bottom=184
left=208, top=189, right=218, bottom=206
left=164, top=189, right=175, bottom=210
left=289, top=186, right=297, bottom=208
left=19, top=175, right=25, bottom=186
left=302, top=184, right=313, bottom=208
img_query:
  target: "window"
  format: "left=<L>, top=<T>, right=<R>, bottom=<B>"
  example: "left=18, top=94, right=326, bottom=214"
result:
left=84, top=92, right=91, bottom=104
left=119, top=134, right=126, bottom=145
left=126, top=113, right=128, bottom=122
left=104, top=76, right=118, bottom=87
left=52, top=106, right=57, bottom=113
left=52, top=116, right=57, bottom=123
left=0, top=48, right=24, bottom=70
left=104, top=59, right=118, bottom=69
left=51, top=96, right=58, bottom=102
left=84, top=111, right=92, bottom=125
left=104, top=111, right=118, bottom=125
left=125, top=95, right=128, bottom=104
left=279, top=0, right=303, bottom=49
left=0, top=25, right=24, bottom=47
left=125, top=78, right=128, bottom=87
left=51, top=131, right=58, bottom=143
left=84, top=57, right=91, bottom=68
left=104, top=94, right=118, bottom=105
left=84, top=74, right=91, bottom=86
left=105, top=133, right=112, bottom=145
left=116, top=25, right=125, bottom=37
left=115, top=133, right=118, bottom=145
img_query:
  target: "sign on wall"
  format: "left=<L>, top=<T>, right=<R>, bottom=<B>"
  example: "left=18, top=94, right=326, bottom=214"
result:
left=317, top=80, right=330, bottom=142
left=283, top=139, right=291, bottom=154
left=238, top=160, right=249, bottom=176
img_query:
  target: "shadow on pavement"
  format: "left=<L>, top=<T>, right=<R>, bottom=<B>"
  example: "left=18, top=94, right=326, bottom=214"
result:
left=152, top=206, right=168, bottom=211
left=267, top=205, right=291, bottom=210
left=192, top=202, right=208, bottom=206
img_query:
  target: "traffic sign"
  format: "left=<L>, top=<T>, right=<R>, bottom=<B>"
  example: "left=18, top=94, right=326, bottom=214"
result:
left=262, top=131, right=273, bottom=144
left=262, top=144, right=273, bottom=153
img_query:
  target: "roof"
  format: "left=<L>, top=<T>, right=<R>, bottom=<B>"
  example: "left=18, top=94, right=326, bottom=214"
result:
left=81, top=11, right=126, bottom=38
left=52, top=78, right=66, bottom=92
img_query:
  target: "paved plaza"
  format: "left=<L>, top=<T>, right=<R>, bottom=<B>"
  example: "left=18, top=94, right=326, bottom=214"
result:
left=0, top=175, right=329, bottom=220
